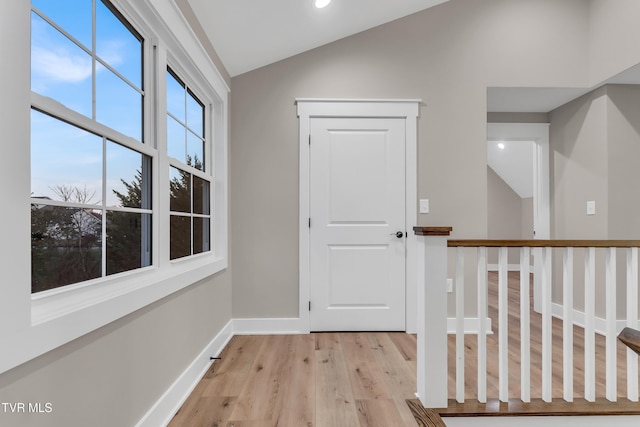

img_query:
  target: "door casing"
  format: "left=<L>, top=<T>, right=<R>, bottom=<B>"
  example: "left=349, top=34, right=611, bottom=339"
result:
left=296, top=99, right=420, bottom=333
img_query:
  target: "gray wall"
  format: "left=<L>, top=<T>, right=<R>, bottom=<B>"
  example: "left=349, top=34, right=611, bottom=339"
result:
left=551, top=87, right=609, bottom=240
left=588, top=0, right=640, bottom=84
left=550, top=84, right=640, bottom=240
left=487, top=167, right=533, bottom=264
left=549, top=84, right=640, bottom=315
left=488, top=166, right=524, bottom=240
left=0, top=272, right=232, bottom=427
left=230, top=0, right=590, bottom=318
left=606, top=85, right=640, bottom=239
left=488, top=112, right=550, bottom=124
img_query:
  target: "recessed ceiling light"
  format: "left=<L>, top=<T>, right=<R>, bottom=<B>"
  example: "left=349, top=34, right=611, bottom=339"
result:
left=498, top=142, right=505, bottom=150
left=315, top=0, right=331, bottom=8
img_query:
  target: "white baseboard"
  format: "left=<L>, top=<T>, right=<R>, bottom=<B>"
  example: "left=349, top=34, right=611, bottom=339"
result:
left=551, top=303, right=627, bottom=336
left=136, top=320, right=234, bottom=427
left=232, top=316, right=493, bottom=335
left=232, top=317, right=306, bottom=335
left=447, top=317, right=493, bottom=334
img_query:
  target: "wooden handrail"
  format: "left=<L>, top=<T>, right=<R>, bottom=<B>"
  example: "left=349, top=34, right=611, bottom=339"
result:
left=618, top=328, right=640, bottom=356
left=413, top=226, right=453, bottom=236
left=448, top=239, right=640, bottom=248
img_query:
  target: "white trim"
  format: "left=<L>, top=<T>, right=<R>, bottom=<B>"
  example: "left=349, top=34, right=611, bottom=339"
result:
left=447, top=317, right=493, bottom=334
left=230, top=316, right=491, bottom=337
left=136, top=320, right=234, bottom=427
left=296, top=99, right=420, bottom=333
left=232, top=318, right=306, bottom=335
left=551, top=303, right=627, bottom=336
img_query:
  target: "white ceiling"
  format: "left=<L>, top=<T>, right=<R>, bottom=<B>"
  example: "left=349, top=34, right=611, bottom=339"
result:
left=186, top=0, right=450, bottom=77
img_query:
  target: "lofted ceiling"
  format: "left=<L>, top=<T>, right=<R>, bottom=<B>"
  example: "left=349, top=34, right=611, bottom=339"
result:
left=186, top=0, right=450, bottom=77
left=183, top=0, right=640, bottom=112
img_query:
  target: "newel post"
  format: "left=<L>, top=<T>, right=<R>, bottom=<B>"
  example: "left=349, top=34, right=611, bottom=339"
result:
left=414, top=226, right=452, bottom=408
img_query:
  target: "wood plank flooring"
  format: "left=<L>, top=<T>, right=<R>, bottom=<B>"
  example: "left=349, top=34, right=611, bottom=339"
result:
left=169, top=332, right=419, bottom=427
left=170, top=271, right=640, bottom=426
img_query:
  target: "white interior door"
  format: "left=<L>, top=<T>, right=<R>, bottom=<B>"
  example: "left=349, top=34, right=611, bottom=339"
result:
left=309, top=117, right=406, bottom=331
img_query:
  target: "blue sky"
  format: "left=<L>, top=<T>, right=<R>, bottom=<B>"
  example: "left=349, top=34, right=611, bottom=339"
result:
left=31, top=0, right=143, bottom=207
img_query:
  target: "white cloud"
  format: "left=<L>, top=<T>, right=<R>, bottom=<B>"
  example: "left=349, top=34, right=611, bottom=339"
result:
left=32, top=45, right=92, bottom=83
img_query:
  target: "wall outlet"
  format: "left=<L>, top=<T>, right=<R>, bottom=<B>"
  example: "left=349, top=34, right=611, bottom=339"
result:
left=587, top=200, right=596, bottom=216
left=447, top=278, right=453, bottom=293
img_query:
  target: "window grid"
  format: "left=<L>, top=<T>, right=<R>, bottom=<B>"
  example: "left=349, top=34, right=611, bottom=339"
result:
left=166, top=65, right=211, bottom=261
left=30, top=0, right=151, bottom=293
left=166, top=67, right=206, bottom=172
left=31, top=0, right=144, bottom=142
left=169, top=164, right=212, bottom=261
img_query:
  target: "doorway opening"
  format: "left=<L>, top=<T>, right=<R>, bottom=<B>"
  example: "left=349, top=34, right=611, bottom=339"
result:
left=487, top=122, right=550, bottom=312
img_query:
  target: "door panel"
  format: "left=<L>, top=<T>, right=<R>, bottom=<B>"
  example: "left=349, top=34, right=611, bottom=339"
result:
left=310, top=117, right=406, bottom=331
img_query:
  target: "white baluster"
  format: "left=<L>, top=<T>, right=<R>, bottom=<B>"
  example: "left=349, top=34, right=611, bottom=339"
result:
left=584, top=247, right=596, bottom=402
left=562, top=247, right=574, bottom=402
left=627, top=247, right=639, bottom=402
left=456, top=247, right=465, bottom=403
left=541, top=246, right=552, bottom=402
left=520, top=246, right=531, bottom=403
left=605, top=247, right=617, bottom=402
left=498, top=247, right=509, bottom=402
left=477, top=246, right=487, bottom=403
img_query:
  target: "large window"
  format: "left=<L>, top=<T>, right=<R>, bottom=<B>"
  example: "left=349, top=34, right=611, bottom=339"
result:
left=30, top=0, right=151, bottom=293
left=166, top=68, right=212, bottom=260
left=1, top=0, right=228, bottom=376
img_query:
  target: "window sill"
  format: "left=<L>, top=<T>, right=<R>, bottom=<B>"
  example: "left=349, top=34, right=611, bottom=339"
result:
left=0, top=255, right=226, bottom=375
left=32, top=254, right=226, bottom=325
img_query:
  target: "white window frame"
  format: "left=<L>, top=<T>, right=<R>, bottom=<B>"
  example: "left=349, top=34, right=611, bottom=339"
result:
left=0, top=0, right=229, bottom=375
left=164, top=63, right=214, bottom=261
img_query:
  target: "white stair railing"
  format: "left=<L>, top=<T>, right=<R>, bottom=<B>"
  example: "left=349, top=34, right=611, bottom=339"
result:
left=415, top=228, right=640, bottom=408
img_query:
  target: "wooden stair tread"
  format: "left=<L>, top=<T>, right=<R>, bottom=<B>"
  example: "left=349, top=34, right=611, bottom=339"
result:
left=406, top=400, right=447, bottom=427
left=422, top=398, right=640, bottom=417
left=618, top=327, right=640, bottom=356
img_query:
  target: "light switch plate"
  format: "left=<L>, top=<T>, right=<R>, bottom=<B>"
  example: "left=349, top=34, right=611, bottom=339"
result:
left=419, top=199, right=430, bottom=214
left=447, top=278, right=453, bottom=293
left=587, top=200, right=596, bottom=216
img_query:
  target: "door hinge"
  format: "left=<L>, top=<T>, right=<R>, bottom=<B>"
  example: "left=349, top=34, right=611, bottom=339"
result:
left=309, top=301, right=311, bottom=311
left=309, top=135, right=311, bottom=145
left=309, top=218, right=311, bottom=228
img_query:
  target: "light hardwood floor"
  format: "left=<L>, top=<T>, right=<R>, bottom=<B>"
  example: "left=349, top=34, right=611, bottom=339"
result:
left=168, top=332, right=419, bottom=427
left=169, top=272, right=639, bottom=426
